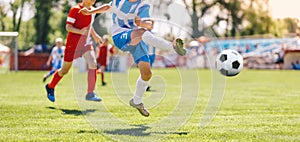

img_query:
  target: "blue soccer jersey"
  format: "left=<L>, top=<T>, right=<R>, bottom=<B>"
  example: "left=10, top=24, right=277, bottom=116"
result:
left=51, top=46, right=65, bottom=69
left=111, top=0, right=151, bottom=36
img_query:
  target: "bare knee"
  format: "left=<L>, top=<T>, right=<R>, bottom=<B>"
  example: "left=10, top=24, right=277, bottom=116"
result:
left=58, top=69, right=69, bottom=76
left=138, top=61, right=152, bottom=81
left=141, top=71, right=152, bottom=81
left=87, top=61, right=97, bottom=70
left=130, top=29, right=147, bottom=45
left=137, top=28, right=146, bottom=35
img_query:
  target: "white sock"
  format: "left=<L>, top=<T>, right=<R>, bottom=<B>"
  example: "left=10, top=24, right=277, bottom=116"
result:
left=133, top=76, right=149, bottom=104
left=142, top=31, right=173, bottom=51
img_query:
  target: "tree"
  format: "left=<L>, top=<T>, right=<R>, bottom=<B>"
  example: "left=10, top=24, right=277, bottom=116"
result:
left=283, top=18, right=299, bottom=33
left=0, top=0, right=32, bottom=32
left=0, top=4, right=7, bottom=31
left=180, top=0, right=278, bottom=37
left=182, top=0, right=218, bottom=38
left=34, top=0, right=63, bottom=46
left=240, top=0, right=273, bottom=36
left=10, top=0, right=25, bottom=31
left=34, top=0, right=52, bottom=45
left=216, top=0, right=245, bottom=37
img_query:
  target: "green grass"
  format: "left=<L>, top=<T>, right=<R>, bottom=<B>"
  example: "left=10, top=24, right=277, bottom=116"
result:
left=0, top=68, right=300, bottom=141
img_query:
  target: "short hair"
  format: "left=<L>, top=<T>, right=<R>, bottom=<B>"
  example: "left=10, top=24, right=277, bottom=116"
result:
left=55, top=38, right=63, bottom=43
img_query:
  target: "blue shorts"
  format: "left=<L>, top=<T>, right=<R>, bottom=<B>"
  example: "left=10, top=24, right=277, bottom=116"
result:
left=113, top=30, right=150, bottom=64
left=149, top=54, right=155, bottom=66
left=52, top=60, right=62, bottom=70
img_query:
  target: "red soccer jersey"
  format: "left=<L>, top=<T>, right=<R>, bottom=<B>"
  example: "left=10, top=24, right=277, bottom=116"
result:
left=98, top=44, right=114, bottom=66
left=65, top=3, right=93, bottom=50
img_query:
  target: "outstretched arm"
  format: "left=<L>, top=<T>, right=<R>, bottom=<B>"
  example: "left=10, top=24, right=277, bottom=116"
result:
left=91, top=27, right=103, bottom=45
left=80, top=4, right=111, bottom=15
left=46, top=55, right=53, bottom=66
left=134, top=16, right=153, bottom=30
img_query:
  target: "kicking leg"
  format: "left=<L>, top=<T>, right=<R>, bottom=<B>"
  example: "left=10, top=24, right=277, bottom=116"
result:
left=130, top=29, right=186, bottom=55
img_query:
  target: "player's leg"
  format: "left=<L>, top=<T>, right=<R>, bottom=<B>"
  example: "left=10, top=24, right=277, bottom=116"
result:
left=128, top=41, right=152, bottom=117
left=43, top=70, right=53, bottom=83
left=82, top=49, right=101, bottom=102
left=129, top=61, right=151, bottom=117
left=135, top=61, right=152, bottom=101
left=45, top=61, right=72, bottom=102
left=100, top=65, right=106, bottom=86
left=146, top=54, right=156, bottom=92
left=130, top=29, right=186, bottom=56
left=51, top=61, right=72, bottom=86
left=43, top=61, right=60, bottom=82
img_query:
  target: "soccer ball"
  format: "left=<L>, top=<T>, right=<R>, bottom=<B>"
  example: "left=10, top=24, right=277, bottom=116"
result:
left=215, top=49, right=243, bottom=77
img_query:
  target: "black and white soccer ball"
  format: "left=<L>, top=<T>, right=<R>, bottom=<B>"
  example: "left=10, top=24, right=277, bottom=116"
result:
left=215, top=49, right=243, bottom=77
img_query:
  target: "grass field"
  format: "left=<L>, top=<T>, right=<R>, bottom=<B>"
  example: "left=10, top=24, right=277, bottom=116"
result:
left=0, top=68, right=300, bottom=141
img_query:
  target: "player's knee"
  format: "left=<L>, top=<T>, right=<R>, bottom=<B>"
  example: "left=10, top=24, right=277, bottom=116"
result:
left=59, top=69, right=69, bottom=76
left=87, top=62, right=97, bottom=69
left=138, top=29, right=146, bottom=35
left=141, top=71, right=152, bottom=81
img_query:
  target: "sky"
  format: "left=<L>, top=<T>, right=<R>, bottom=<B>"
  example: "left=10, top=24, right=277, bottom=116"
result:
left=174, top=0, right=300, bottom=20
left=269, top=0, right=300, bottom=19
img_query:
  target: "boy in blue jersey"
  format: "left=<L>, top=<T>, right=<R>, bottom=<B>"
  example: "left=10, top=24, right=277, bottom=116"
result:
left=43, top=38, right=65, bottom=82
left=80, top=0, right=186, bottom=117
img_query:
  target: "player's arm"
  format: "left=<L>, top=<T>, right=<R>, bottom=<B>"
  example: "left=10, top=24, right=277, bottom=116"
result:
left=46, top=54, right=53, bottom=66
left=95, top=45, right=100, bottom=59
left=91, top=27, right=103, bottom=45
left=80, top=4, right=111, bottom=15
left=109, top=45, right=114, bottom=55
left=134, top=16, right=153, bottom=30
left=66, top=24, right=89, bottom=35
left=136, top=4, right=153, bottom=30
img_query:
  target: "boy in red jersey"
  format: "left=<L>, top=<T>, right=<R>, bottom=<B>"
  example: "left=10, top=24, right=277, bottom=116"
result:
left=97, top=35, right=114, bottom=86
left=45, top=0, right=111, bottom=102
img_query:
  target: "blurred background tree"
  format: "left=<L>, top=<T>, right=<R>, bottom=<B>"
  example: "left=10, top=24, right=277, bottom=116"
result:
left=34, top=0, right=60, bottom=48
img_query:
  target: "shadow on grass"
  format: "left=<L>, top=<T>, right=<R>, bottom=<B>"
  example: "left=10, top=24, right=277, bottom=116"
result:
left=77, top=124, right=188, bottom=137
left=77, top=130, right=99, bottom=134
left=104, top=124, right=151, bottom=137
left=46, top=106, right=95, bottom=116
left=103, top=124, right=189, bottom=137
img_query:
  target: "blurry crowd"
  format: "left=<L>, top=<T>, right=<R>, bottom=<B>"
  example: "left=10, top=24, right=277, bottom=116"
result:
left=28, top=31, right=300, bottom=71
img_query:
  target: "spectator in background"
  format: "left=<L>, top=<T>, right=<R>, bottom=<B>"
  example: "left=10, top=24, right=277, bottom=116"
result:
left=295, top=29, right=300, bottom=48
left=34, top=44, right=43, bottom=53
left=291, top=61, right=300, bottom=70
left=236, top=45, right=243, bottom=54
left=198, top=42, right=207, bottom=68
left=43, top=38, right=65, bottom=82
left=275, top=46, right=285, bottom=70
left=245, top=44, right=251, bottom=53
left=97, top=35, right=114, bottom=86
left=186, top=44, right=198, bottom=69
left=0, top=52, right=3, bottom=65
